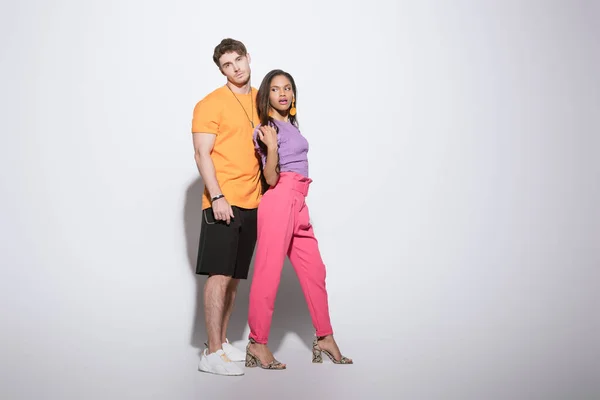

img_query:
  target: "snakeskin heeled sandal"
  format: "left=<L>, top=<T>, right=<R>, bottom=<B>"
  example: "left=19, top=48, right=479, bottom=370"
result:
left=245, top=338, right=286, bottom=370
left=312, top=337, right=353, bottom=364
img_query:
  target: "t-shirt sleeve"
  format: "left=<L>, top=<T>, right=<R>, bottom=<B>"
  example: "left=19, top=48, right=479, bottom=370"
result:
left=191, top=97, right=221, bottom=134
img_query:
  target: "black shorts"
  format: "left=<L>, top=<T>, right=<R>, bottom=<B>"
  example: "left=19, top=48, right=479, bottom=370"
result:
left=196, top=206, right=257, bottom=279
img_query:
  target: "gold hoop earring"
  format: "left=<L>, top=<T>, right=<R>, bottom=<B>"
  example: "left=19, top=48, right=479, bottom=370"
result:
left=289, top=100, right=296, bottom=116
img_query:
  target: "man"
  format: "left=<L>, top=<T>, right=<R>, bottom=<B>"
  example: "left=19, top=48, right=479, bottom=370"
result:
left=191, top=38, right=261, bottom=376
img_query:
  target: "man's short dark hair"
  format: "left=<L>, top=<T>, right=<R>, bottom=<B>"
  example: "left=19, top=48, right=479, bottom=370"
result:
left=213, top=38, right=248, bottom=68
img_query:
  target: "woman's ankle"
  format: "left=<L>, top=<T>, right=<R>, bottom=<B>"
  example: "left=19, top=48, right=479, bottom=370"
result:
left=317, top=334, right=334, bottom=342
left=249, top=337, right=268, bottom=346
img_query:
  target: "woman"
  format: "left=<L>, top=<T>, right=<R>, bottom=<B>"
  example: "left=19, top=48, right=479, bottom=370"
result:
left=245, top=69, right=352, bottom=369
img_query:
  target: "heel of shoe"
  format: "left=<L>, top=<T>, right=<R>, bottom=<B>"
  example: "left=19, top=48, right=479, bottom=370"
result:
left=312, top=338, right=323, bottom=363
left=245, top=339, right=258, bottom=367
left=245, top=351, right=258, bottom=368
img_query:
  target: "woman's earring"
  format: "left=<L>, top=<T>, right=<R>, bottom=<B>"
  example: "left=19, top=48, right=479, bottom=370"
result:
left=289, top=99, right=296, bottom=116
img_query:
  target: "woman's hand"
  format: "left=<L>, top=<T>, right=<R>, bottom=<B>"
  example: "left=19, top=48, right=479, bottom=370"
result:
left=257, top=125, right=278, bottom=150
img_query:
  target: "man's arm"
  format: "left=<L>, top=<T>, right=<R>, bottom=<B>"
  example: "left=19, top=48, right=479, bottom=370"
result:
left=193, top=133, right=221, bottom=198
left=193, top=133, right=234, bottom=224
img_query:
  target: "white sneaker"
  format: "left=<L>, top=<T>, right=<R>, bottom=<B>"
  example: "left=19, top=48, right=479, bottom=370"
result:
left=198, top=348, right=244, bottom=376
left=222, top=339, right=246, bottom=362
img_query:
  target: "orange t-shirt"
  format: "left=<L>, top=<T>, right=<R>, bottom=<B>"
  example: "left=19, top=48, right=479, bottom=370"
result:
left=191, top=85, right=262, bottom=210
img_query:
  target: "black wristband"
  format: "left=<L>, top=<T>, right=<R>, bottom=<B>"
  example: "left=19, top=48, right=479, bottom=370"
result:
left=211, top=194, right=224, bottom=202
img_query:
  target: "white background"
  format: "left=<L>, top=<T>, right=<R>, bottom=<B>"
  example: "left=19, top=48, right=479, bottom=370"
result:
left=1, top=0, right=599, bottom=399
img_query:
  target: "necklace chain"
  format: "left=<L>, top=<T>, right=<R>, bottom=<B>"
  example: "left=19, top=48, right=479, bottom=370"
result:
left=227, top=84, right=254, bottom=128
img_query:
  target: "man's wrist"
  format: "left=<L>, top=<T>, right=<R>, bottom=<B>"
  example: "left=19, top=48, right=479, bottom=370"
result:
left=211, top=194, right=225, bottom=203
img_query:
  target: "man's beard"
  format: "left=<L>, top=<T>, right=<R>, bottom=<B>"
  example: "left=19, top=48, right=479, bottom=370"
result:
left=230, top=73, right=250, bottom=87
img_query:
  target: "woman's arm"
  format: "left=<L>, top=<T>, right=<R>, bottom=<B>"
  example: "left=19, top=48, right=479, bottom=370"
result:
left=262, top=146, right=280, bottom=186
left=257, top=125, right=280, bottom=186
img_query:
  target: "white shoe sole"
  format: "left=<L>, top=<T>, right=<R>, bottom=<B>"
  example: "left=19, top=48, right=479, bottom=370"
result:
left=198, top=362, right=244, bottom=376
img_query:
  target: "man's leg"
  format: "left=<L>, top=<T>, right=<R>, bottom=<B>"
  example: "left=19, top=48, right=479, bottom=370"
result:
left=199, top=274, right=244, bottom=375
left=217, top=207, right=257, bottom=362
left=220, top=278, right=240, bottom=344
left=196, top=207, right=244, bottom=374
left=204, top=274, right=233, bottom=353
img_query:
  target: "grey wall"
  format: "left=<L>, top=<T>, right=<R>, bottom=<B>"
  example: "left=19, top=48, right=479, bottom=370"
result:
left=1, top=0, right=598, bottom=399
